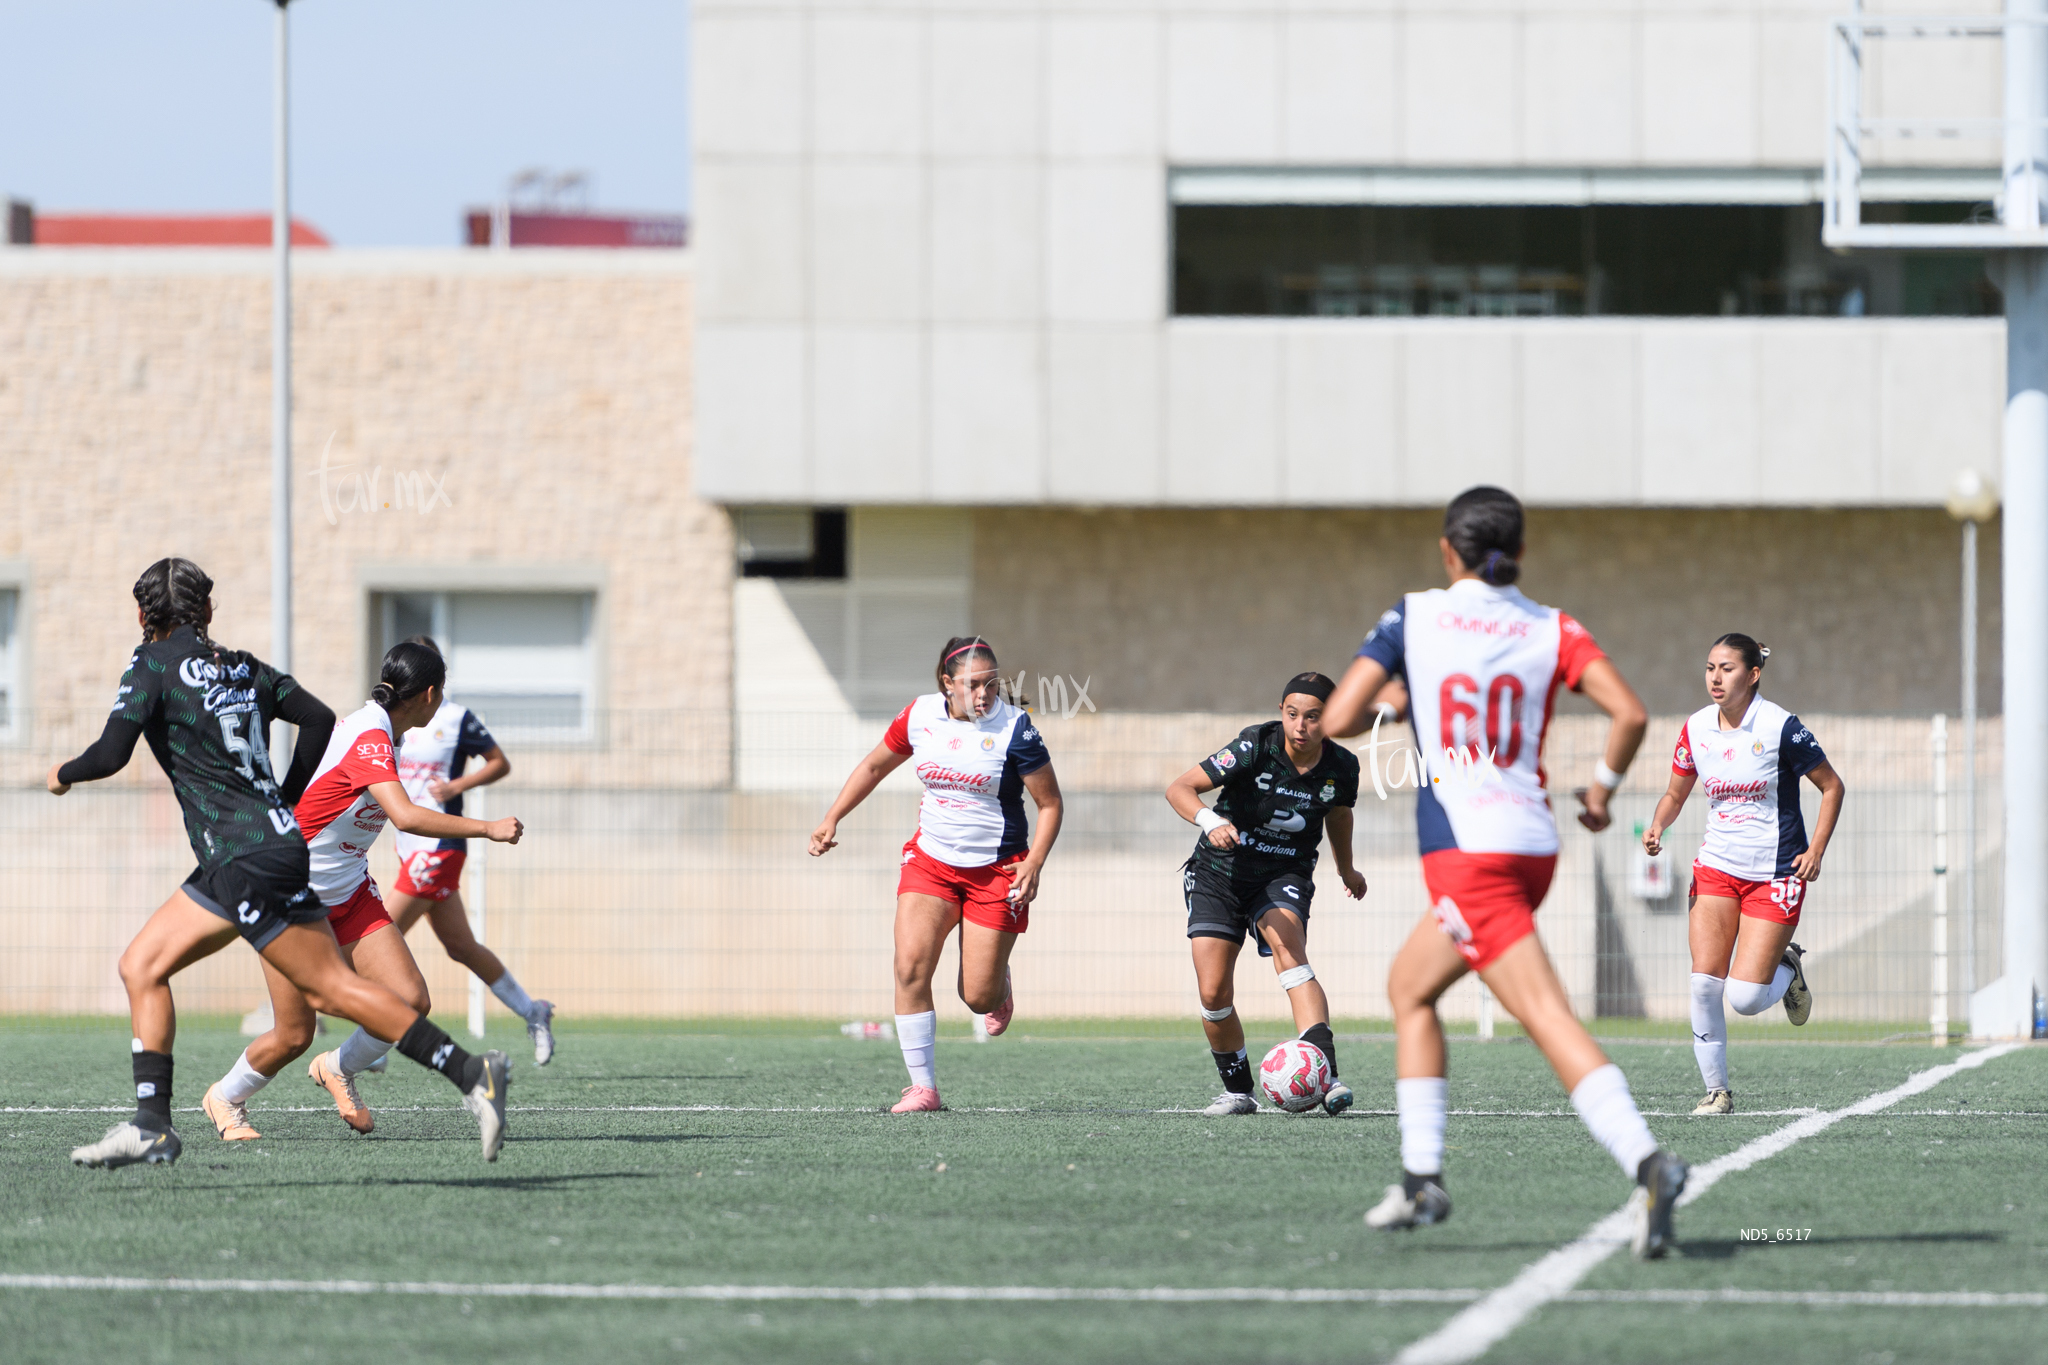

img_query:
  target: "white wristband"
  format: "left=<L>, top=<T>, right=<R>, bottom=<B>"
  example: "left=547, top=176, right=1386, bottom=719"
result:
left=1593, top=760, right=1626, bottom=792
left=1195, top=808, right=1226, bottom=834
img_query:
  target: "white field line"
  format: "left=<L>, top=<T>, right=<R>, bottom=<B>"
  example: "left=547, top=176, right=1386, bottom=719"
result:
left=8, top=1103, right=2039, bottom=1118
left=1390, top=1041, right=2027, bottom=1365
left=0, top=1275, right=2038, bottom=1310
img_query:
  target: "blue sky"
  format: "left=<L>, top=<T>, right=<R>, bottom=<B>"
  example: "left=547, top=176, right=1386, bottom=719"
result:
left=0, top=0, right=690, bottom=246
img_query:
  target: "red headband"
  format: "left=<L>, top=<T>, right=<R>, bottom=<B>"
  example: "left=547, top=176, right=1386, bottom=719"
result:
left=944, top=642, right=990, bottom=663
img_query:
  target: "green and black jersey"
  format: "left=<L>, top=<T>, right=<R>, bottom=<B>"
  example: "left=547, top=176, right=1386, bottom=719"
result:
left=1192, top=721, right=1360, bottom=882
left=58, top=626, right=335, bottom=872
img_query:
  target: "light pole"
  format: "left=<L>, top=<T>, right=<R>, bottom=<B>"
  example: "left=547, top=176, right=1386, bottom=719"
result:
left=1948, top=470, right=1999, bottom=1006
left=270, top=0, right=294, bottom=763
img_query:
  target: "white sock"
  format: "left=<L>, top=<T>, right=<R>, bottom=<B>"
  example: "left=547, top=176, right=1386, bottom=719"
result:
left=895, top=1011, right=938, bottom=1090
left=1395, top=1076, right=1448, bottom=1177
left=490, top=970, right=535, bottom=1019
left=1689, top=973, right=1729, bottom=1091
left=1726, top=964, right=1793, bottom=1016
left=216, top=1049, right=273, bottom=1105
left=336, top=1026, right=394, bottom=1077
left=1569, top=1063, right=1661, bottom=1179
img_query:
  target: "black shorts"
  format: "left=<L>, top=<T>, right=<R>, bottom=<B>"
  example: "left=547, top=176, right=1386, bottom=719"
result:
left=1183, top=859, right=1314, bottom=957
left=182, top=845, right=325, bottom=951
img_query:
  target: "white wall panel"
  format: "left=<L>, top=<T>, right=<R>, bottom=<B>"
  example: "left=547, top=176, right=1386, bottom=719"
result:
left=1639, top=325, right=1760, bottom=504
left=1046, top=163, right=1164, bottom=323
left=1166, top=326, right=1281, bottom=504
left=812, top=327, right=924, bottom=502
left=812, top=16, right=922, bottom=158
left=1047, top=326, right=1160, bottom=503
left=1878, top=324, right=2004, bottom=502
left=1757, top=16, right=1827, bottom=166
left=1757, top=325, right=1879, bottom=505
left=1521, top=17, right=1634, bottom=164
left=1047, top=16, right=1161, bottom=159
left=1642, top=17, right=1757, bottom=164
left=1166, top=17, right=1281, bottom=162
left=1521, top=328, right=1637, bottom=504
left=1404, top=331, right=1519, bottom=501
left=930, top=328, right=1044, bottom=503
left=694, top=163, right=806, bottom=324
left=811, top=163, right=923, bottom=324
left=1281, top=328, right=1401, bottom=504
left=1402, top=18, right=1518, bottom=164
left=696, top=325, right=808, bottom=503
left=930, top=15, right=1041, bottom=159
left=1281, top=17, right=1398, bottom=164
left=929, top=163, right=1041, bottom=325
left=693, top=13, right=806, bottom=158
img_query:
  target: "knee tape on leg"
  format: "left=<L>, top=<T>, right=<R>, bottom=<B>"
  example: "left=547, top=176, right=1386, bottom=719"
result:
left=1277, top=964, right=1316, bottom=991
left=1200, top=1005, right=1236, bottom=1023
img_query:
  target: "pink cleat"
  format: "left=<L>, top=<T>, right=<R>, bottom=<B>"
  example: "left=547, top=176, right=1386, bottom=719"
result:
left=982, top=971, right=1015, bottom=1037
left=891, top=1085, right=942, bottom=1113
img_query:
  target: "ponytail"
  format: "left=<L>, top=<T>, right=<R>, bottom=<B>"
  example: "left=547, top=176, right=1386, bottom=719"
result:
left=1711, top=632, right=1771, bottom=673
left=1443, top=487, right=1525, bottom=586
left=374, top=640, right=447, bottom=709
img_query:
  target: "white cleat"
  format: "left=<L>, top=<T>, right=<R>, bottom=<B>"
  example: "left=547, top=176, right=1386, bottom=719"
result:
left=1202, top=1091, right=1258, bottom=1117
left=1322, top=1080, right=1355, bottom=1116
left=71, top=1121, right=182, bottom=1170
left=1365, top=1177, right=1451, bottom=1230
left=1692, top=1088, right=1734, bottom=1115
left=462, top=1050, right=511, bottom=1162
left=527, top=1000, right=556, bottom=1066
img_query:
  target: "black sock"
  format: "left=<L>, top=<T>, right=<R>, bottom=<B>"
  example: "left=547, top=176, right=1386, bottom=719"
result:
left=395, top=1018, right=483, bottom=1092
left=1636, top=1152, right=1664, bottom=1187
left=1211, top=1048, right=1253, bottom=1095
left=1300, top=1022, right=1338, bottom=1078
left=132, top=1049, right=173, bottom=1129
left=1403, top=1170, right=1442, bottom=1198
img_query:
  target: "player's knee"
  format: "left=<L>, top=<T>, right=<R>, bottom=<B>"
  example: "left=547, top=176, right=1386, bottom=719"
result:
left=405, top=981, right=432, bottom=1015
left=1198, top=981, right=1234, bottom=1013
left=1725, top=978, right=1773, bottom=1015
left=273, top=1013, right=317, bottom=1055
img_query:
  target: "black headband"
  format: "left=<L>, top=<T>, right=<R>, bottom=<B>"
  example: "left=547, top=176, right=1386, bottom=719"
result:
left=1282, top=672, right=1335, bottom=704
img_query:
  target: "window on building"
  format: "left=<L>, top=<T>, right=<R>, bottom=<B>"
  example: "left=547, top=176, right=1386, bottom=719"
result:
left=735, top=507, right=848, bottom=579
left=373, top=590, right=595, bottom=739
left=1172, top=202, right=2001, bottom=318
left=0, top=588, right=17, bottom=739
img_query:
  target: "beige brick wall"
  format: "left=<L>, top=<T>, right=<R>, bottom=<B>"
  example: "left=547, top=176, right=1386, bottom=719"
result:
left=0, top=251, right=729, bottom=779
left=970, top=506, right=2001, bottom=718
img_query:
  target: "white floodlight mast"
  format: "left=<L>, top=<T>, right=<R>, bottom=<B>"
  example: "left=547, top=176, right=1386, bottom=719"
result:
left=271, top=0, right=294, bottom=766
left=1997, top=0, right=2048, bottom=1037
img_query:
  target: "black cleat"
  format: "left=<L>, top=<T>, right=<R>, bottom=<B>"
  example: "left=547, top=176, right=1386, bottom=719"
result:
left=1631, top=1150, right=1689, bottom=1259
left=1781, top=943, right=1811, bottom=1026
left=1366, top=1174, right=1451, bottom=1230
left=71, top=1120, right=182, bottom=1170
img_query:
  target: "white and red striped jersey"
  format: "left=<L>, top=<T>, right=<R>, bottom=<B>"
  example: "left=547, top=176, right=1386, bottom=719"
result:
left=882, top=693, right=1051, bottom=868
left=1358, top=580, right=1606, bottom=857
left=295, top=702, right=399, bottom=907
left=1672, top=696, right=1827, bottom=880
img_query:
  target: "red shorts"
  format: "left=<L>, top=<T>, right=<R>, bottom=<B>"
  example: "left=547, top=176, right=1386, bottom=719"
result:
left=1690, top=862, right=1806, bottom=926
left=395, top=848, right=468, bottom=902
left=326, top=876, right=393, bottom=947
left=1420, top=850, right=1558, bottom=971
left=897, top=836, right=1029, bottom=933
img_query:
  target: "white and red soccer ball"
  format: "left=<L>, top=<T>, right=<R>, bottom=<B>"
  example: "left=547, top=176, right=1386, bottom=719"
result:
left=1258, top=1039, right=1330, bottom=1112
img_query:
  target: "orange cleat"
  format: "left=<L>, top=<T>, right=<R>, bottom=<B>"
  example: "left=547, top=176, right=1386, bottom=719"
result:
left=202, top=1083, right=260, bottom=1141
left=308, top=1049, right=374, bottom=1133
left=890, top=1084, right=942, bottom=1113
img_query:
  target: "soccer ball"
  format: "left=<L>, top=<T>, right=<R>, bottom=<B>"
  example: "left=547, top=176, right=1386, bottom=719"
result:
left=1258, top=1039, right=1330, bottom=1112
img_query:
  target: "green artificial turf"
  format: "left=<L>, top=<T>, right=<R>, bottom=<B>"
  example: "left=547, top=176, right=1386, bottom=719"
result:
left=0, top=1021, right=2040, bottom=1364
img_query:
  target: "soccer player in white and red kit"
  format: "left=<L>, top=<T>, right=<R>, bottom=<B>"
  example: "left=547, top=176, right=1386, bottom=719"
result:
left=1326, top=486, right=1690, bottom=1259
left=809, top=636, right=1064, bottom=1112
left=1644, top=634, right=1845, bottom=1114
left=202, top=642, right=526, bottom=1148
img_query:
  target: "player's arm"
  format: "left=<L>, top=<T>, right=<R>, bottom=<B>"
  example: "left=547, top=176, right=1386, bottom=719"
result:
left=1166, top=764, right=1238, bottom=850
left=1791, top=760, right=1846, bottom=882
left=809, top=739, right=911, bottom=856
left=367, top=780, right=523, bottom=844
left=1323, top=805, right=1367, bottom=899
left=1006, top=763, right=1064, bottom=907
left=1642, top=771, right=1695, bottom=857
left=1572, top=657, right=1649, bottom=833
left=273, top=682, right=336, bottom=807
left=1323, top=656, right=1391, bottom=739
left=433, top=746, right=510, bottom=803
left=47, top=716, right=145, bottom=795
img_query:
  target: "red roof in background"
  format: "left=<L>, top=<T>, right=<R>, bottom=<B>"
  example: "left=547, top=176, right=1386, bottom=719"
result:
left=464, top=209, right=687, bottom=248
left=34, top=214, right=330, bottom=247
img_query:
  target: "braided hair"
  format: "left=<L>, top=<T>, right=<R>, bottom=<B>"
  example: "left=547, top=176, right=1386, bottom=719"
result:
left=132, top=557, right=219, bottom=657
